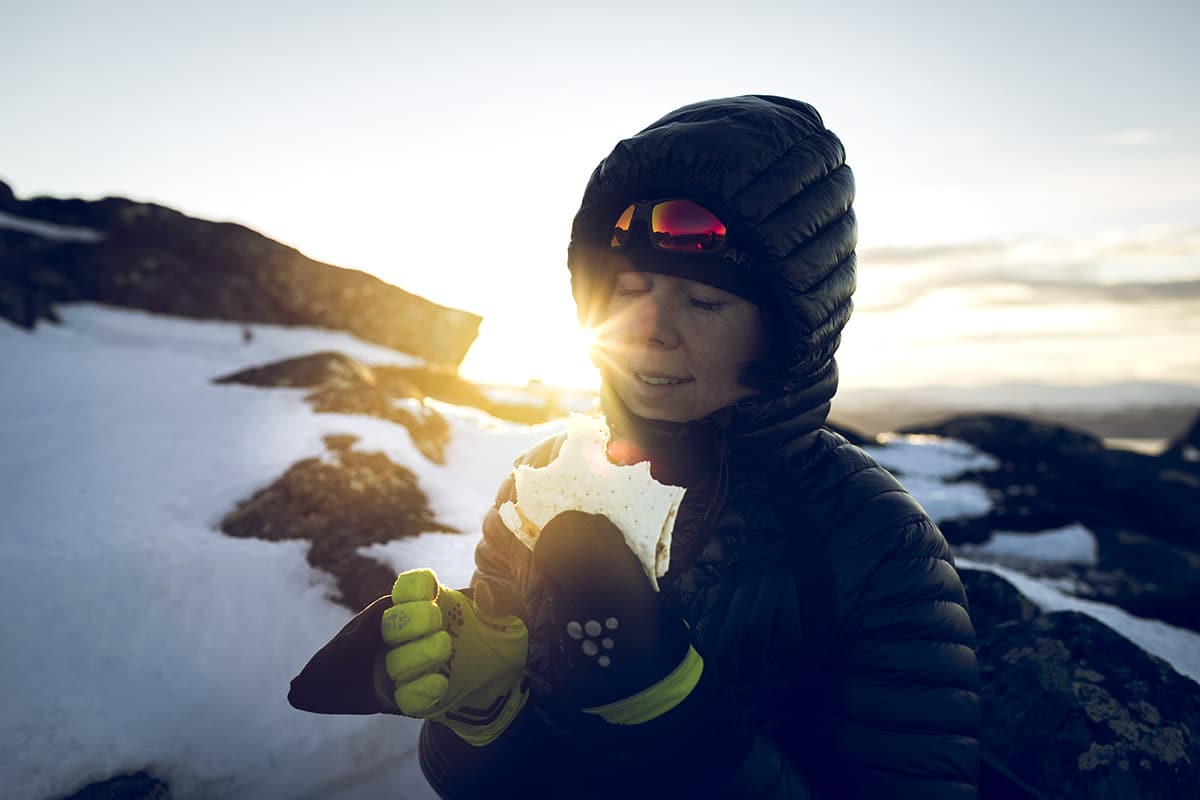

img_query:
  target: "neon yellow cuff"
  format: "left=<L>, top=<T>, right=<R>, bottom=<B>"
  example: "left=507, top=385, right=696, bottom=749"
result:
left=444, top=685, right=529, bottom=747
left=581, top=645, right=704, bottom=726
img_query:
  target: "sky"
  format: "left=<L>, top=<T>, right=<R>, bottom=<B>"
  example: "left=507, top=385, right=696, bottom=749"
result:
left=4, top=303, right=1198, bottom=797
left=3, top=0, right=1198, bottom=391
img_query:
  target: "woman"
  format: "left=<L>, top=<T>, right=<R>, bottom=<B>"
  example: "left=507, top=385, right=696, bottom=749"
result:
left=290, top=95, right=981, bottom=798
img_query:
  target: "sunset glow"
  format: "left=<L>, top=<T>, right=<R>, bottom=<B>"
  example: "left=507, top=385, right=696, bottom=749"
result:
left=2, top=1, right=1196, bottom=394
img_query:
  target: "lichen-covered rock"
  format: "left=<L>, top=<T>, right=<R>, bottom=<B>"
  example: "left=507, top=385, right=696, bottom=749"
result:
left=213, top=351, right=377, bottom=390
left=220, top=436, right=455, bottom=611
left=978, top=610, right=1200, bottom=799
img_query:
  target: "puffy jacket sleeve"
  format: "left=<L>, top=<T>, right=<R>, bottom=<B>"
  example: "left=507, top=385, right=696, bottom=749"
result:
left=804, top=500, right=982, bottom=798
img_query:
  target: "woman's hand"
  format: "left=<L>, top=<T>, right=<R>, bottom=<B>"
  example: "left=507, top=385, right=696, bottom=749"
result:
left=378, top=569, right=529, bottom=746
left=531, top=511, right=703, bottom=722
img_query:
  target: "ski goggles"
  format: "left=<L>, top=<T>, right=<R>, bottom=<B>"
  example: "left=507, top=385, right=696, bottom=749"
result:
left=609, top=199, right=728, bottom=254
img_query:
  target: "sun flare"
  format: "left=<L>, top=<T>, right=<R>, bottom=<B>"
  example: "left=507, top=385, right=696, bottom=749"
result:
left=459, top=316, right=601, bottom=391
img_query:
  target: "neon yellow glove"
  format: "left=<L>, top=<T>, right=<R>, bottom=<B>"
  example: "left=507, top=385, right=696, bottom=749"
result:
left=379, top=569, right=529, bottom=746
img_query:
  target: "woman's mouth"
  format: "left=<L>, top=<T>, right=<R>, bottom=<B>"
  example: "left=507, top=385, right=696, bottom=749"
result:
left=635, top=372, right=691, bottom=386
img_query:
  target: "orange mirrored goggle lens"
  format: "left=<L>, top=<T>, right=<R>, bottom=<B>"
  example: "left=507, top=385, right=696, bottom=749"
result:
left=610, top=200, right=728, bottom=253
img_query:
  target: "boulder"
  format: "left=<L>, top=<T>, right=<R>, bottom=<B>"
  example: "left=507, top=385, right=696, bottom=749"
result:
left=220, top=434, right=455, bottom=611
left=0, top=180, right=480, bottom=366
left=977, top=610, right=1200, bottom=800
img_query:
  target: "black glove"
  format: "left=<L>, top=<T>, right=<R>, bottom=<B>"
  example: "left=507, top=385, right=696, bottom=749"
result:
left=530, top=512, right=765, bottom=798
left=532, top=510, right=701, bottom=721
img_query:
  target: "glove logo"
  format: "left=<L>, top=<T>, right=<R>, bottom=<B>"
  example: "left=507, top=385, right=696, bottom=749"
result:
left=381, top=611, right=410, bottom=640
left=566, top=617, right=618, bottom=668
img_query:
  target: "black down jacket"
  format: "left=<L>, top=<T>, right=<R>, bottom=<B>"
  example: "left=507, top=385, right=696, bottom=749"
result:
left=418, top=377, right=981, bottom=799
left=419, top=95, right=978, bottom=798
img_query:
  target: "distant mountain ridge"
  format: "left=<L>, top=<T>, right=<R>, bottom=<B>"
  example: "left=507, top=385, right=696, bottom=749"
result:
left=0, top=179, right=480, bottom=366
left=834, top=381, right=1200, bottom=440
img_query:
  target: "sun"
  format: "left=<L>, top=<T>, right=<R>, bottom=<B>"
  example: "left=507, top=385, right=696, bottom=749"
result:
left=458, top=316, right=601, bottom=391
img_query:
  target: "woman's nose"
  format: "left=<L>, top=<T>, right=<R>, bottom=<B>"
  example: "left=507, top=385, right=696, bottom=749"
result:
left=630, top=292, right=678, bottom=347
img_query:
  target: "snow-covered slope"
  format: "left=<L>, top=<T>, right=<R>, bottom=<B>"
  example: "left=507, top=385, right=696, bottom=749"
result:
left=2, top=304, right=1197, bottom=799
left=0, top=305, right=556, bottom=800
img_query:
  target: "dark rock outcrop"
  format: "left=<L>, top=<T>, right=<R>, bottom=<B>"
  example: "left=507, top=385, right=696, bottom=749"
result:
left=58, top=771, right=170, bottom=800
left=824, top=419, right=875, bottom=445
left=1161, top=411, right=1200, bottom=472
left=214, top=351, right=377, bottom=390
left=307, top=383, right=452, bottom=465
left=1071, top=527, right=1200, bottom=633
left=0, top=180, right=480, bottom=366
left=960, top=567, right=1041, bottom=631
left=215, top=352, right=452, bottom=464
left=902, top=414, right=1199, bottom=552
left=220, top=434, right=455, bottom=611
left=901, top=414, right=1200, bottom=630
left=976, top=610, right=1199, bottom=800
left=958, top=526, right=1200, bottom=634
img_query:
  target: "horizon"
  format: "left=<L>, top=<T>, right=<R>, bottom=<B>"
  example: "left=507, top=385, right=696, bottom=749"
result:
left=3, top=0, right=1198, bottom=392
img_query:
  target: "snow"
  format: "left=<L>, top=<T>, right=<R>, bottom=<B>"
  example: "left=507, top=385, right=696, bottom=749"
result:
left=864, top=434, right=997, bottom=524
left=2, top=303, right=1196, bottom=799
left=0, top=304, right=553, bottom=800
left=870, top=432, right=1000, bottom=479
left=0, top=209, right=105, bottom=242
left=957, top=523, right=1099, bottom=566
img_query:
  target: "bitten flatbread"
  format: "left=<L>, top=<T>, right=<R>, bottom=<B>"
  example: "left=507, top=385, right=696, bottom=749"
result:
left=498, top=414, right=685, bottom=591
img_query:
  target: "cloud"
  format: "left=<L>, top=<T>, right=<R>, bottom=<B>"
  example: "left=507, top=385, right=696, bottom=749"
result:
left=856, top=225, right=1200, bottom=311
left=1099, top=129, right=1172, bottom=147
left=860, top=224, right=1200, bottom=268
left=858, top=274, right=1200, bottom=313
left=956, top=275, right=1200, bottom=305
left=859, top=240, right=1011, bottom=265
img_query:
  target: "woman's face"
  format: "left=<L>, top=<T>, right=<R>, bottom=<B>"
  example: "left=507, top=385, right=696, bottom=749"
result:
left=593, top=270, right=767, bottom=423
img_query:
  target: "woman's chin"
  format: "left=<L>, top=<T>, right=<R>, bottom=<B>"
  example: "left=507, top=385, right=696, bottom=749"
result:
left=609, top=374, right=696, bottom=423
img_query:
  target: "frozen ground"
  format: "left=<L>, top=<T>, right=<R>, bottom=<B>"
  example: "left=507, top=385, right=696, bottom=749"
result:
left=2, top=304, right=1197, bottom=799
